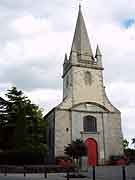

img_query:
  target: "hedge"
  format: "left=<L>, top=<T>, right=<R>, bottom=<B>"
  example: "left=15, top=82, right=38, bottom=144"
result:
left=0, top=151, right=47, bottom=165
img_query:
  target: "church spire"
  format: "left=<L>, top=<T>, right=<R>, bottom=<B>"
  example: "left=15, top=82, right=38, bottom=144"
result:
left=70, top=5, right=94, bottom=61
left=95, top=45, right=102, bottom=68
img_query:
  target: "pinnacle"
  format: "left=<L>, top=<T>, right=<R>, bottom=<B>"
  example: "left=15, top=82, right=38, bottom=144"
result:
left=95, top=45, right=102, bottom=57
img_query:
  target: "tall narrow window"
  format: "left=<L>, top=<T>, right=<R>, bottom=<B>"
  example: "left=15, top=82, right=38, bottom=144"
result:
left=84, top=71, right=92, bottom=85
left=83, top=115, right=97, bottom=132
left=66, top=75, right=69, bottom=88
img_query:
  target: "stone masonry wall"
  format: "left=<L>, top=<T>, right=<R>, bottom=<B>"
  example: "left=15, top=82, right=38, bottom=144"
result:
left=55, top=109, right=71, bottom=157
left=103, top=112, right=123, bottom=161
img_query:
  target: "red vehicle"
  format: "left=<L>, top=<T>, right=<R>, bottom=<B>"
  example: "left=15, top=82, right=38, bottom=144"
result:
left=110, top=155, right=128, bottom=165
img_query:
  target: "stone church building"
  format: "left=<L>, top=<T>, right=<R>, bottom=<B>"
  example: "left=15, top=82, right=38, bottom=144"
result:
left=45, top=6, right=123, bottom=165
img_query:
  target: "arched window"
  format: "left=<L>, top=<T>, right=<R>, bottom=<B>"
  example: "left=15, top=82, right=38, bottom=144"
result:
left=84, top=71, right=92, bottom=85
left=83, top=116, right=97, bottom=132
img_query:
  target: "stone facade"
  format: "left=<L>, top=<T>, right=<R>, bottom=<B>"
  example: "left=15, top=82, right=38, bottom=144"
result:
left=45, top=6, right=123, bottom=165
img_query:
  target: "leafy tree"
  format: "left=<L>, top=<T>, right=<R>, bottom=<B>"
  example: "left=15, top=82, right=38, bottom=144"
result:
left=64, top=139, right=87, bottom=168
left=0, top=86, right=47, bottom=154
left=124, top=148, right=135, bottom=163
left=0, top=97, right=9, bottom=149
left=132, top=138, right=135, bottom=149
left=123, top=138, right=129, bottom=150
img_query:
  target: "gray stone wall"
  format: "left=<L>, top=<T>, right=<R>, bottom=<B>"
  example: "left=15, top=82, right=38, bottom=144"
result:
left=55, top=109, right=71, bottom=157
left=103, top=113, right=123, bottom=162
left=63, top=68, right=73, bottom=100
left=45, top=109, right=55, bottom=163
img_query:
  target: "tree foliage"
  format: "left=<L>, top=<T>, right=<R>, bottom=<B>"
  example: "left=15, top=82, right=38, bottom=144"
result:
left=64, top=139, right=87, bottom=159
left=64, top=139, right=87, bottom=168
left=123, top=138, right=129, bottom=150
left=0, top=87, right=47, bottom=154
left=132, top=138, right=135, bottom=149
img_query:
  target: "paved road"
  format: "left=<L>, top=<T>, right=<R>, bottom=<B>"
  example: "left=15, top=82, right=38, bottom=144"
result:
left=0, top=174, right=67, bottom=180
left=0, top=166, right=135, bottom=180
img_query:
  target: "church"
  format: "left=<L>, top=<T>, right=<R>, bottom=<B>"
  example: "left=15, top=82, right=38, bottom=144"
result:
left=45, top=5, right=123, bottom=165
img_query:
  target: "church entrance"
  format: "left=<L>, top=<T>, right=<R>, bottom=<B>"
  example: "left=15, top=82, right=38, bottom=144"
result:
left=85, top=138, right=98, bottom=166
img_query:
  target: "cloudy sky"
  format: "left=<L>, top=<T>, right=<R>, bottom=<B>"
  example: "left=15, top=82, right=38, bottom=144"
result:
left=0, top=0, right=135, bottom=145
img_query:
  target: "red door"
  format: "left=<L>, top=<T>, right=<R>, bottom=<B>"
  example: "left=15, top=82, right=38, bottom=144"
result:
left=85, top=138, right=97, bottom=166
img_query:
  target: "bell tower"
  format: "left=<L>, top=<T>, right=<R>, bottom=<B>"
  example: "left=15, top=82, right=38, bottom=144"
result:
left=62, top=5, right=106, bottom=108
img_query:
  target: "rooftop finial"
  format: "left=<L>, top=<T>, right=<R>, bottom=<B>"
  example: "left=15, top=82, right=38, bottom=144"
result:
left=64, top=53, right=68, bottom=61
left=79, top=0, right=82, bottom=10
left=79, top=3, right=81, bottom=10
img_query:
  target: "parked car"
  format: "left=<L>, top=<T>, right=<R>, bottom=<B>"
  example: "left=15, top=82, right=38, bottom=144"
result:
left=110, top=155, right=128, bottom=165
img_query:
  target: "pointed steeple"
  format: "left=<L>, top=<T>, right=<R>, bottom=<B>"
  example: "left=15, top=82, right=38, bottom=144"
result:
left=70, top=5, right=94, bottom=61
left=63, top=53, right=70, bottom=75
left=95, top=45, right=102, bottom=68
left=64, top=53, right=68, bottom=63
left=95, top=45, right=102, bottom=57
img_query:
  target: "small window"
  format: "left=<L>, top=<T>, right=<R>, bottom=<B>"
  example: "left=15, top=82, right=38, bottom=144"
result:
left=66, top=75, right=69, bottom=88
left=83, top=115, right=97, bottom=132
left=84, top=71, right=92, bottom=85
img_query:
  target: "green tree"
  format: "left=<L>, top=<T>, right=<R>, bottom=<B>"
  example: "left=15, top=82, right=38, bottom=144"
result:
left=132, top=138, right=135, bottom=149
left=64, top=139, right=87, bottom=169
left=123, top=138, right=129, bottom=150
left=0, top=97, right=9, bottom=149
left=0, top=86, right=47, bottom=154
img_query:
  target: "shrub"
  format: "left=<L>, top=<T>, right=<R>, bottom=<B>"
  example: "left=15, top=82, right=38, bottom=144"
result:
left=0, top=151, right=47, bottom=165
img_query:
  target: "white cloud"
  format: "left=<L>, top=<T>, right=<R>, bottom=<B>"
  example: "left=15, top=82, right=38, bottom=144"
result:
left=105, top=82, right=135, bottom=142
left=0, top=0, right=135, bottom=141
left=1, top=16, right=71, bottom=65
left=106, top=82, right=135, bottom=109
left=12, top=14, right=51, bottom=35
left=26, top=89, right=62, bottom=114
left=121, top=107, right=135, bottom=147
